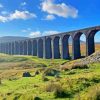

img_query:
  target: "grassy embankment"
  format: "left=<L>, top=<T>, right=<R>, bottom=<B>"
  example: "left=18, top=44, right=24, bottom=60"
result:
left=0, top=51, right=100, bottom=100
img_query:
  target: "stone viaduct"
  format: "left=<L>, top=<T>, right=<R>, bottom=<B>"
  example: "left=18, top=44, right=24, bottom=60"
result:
left=0, top=26, right=100, bottom=60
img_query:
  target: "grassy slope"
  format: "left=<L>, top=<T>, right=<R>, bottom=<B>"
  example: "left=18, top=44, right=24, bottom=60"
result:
left=0, top=54, right=99, bottom=100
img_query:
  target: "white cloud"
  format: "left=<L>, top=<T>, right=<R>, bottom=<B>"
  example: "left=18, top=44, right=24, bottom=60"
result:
left=29, top=30, right=59, bottom=38
left=29, top=31, right=41, bottom=38
left=41, top=0, right=78, bottom=18
left=22, top=28, right=31, bottom=32
left=21, top=2, right=27, bottom=6
left=22, top=30, right=27, bottom=33
left=0, top=4, right=3, bottom=8
left=0, top=16, right=8, bottom=22
left=0, top=10, right=37, bottom=23
left=9, top=10, right=36, bottom=20
left=45, top=14, right=55, bottom=20
left=43, top=30, right=59, bottom=35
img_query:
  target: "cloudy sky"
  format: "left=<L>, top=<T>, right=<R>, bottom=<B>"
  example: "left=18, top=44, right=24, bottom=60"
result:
left=0, top=0, right=100, bottom=41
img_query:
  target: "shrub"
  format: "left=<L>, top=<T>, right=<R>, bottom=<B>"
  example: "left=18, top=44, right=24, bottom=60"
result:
left=67, top=70, right=76, bottom=75
left=13, top=94, right=21, bottom=100
left=95, top=92, right=100, bottom=100
left=34, top=63, right=47, bottom=68
left=54, top=74, right=61, bottom=78
left=34, top=70, right=40, bottom=76
left=0, top=78, right=1, bottom=84
left=61, top=63, right=89, bottom=71
left=82, top=81, right=91, bottom=88
left=45, top=81, right=71, bottom=98
left=33, top=84, right=39, bottom=88
left=3, top=98, right=6, bottom=100
left=87, top=86, right=100, bottom=100
left=76, top=78, right=92, bottom=91
left=7, top=92, right=12, bottom=96
left=77, top=77, right=89, bottom=83
left=43, top=68, right=60, bottom=76
left=8, top=77, right=18, bottom=81
left=91, top=76, right=100, bottom=83
left=45, top=82, right=61, bottom=92
left=54, top=88, right=71, bottom=98
left=18, top=93, right=34, bottom=100
left=72, top=63, right=89, bottom=69
left=34, top=96, right=41, bottom=100
left=42, top=75, right=49, bottom=81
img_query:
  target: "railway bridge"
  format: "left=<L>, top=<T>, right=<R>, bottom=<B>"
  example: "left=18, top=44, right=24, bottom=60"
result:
left=0, top=26, right=100, bottom=59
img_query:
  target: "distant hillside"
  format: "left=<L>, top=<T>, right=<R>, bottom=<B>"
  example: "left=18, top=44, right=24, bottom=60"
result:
left=0, top=36, right=84, bottom=43
left=0, top=36, right=99, bottom=44
left=0, top=36, right=28, bottom=43
left=95, top=42, right=100, bottom=44
left=68, top=37, right=84, bottom=44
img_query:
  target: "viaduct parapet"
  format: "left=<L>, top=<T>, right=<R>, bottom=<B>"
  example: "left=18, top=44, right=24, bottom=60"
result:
left=0, top=26, right=100, bottom=59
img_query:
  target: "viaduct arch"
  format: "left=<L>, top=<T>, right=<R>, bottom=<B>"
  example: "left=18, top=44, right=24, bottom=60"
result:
left=0, top=26, right=100, bottom=60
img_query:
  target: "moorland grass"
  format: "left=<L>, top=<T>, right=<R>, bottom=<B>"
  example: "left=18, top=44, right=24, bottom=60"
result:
left=0, top=53, right=99, bottom=100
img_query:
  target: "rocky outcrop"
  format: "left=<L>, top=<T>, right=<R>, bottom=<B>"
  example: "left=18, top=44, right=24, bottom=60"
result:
left=61, top=51, right=100, bottom=70
left=78, top=51, right=100, bottom=64
left=22, top=72, right=31, bottom=77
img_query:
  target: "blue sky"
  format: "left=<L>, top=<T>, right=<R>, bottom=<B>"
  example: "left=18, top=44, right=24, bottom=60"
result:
left=0, top=0, right=100, bottom=42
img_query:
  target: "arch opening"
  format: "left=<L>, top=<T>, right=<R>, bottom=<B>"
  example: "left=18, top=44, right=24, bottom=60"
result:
left=68, top=36, right=73, bottom=59
left=73, top=32, right=86, bottom=59
left=86, top=30, right=100, bottom=56
left=80, top=34, right=86, bottom=57
left=94, top=31, right=100, bottom=52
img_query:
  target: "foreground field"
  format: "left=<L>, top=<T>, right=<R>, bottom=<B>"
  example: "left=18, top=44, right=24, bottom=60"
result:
left=0, top=52, right=100, bottom=100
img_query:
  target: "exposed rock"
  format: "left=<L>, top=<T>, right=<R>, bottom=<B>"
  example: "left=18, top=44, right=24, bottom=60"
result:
left=22, top=72, right=31, bottom=77
left=78, top=51, right=100, bottom=65
left=61, top=51, right=100, bottom=70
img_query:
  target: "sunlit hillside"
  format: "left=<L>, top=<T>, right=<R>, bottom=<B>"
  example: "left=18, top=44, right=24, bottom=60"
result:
left=69, top=43, right=100, bottom=56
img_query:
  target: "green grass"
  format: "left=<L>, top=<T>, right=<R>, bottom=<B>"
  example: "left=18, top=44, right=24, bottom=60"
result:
left=0, top=53, right=100, bottom=100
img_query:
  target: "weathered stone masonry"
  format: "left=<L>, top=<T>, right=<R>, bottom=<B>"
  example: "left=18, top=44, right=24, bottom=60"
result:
left=0, top=26, right=100, bottom=60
